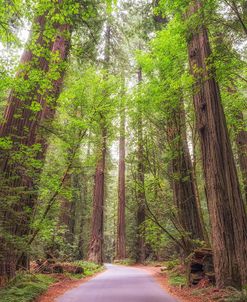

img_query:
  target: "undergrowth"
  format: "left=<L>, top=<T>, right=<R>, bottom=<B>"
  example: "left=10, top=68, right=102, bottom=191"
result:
left=113, top=258, right=135, bottom=266
left=70, top=261, right=103, bottom=279
left=224, top=288, right=247, bottom=302
left=0, top=273, right=54, bottom=302
left=168, top=272, right=187, bottom=287
left=0, top=261, right=103, bottom=301
left=163, top=259, right=187, bottom=287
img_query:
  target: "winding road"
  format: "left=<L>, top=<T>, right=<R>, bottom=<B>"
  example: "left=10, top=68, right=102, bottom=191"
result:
left=56, top=264, right=178, bottom=302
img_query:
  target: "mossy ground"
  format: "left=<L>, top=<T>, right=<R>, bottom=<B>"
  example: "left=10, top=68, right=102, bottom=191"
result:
left=0, top=261, right=103, bottom=302
left=0, top=273, right=54, bottom=302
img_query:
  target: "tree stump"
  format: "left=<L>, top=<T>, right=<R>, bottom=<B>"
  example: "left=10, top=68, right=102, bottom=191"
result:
left=188, top=248, right=215, bottom=286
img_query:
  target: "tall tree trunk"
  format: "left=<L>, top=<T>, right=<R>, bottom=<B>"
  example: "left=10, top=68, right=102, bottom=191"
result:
left=59, top=165, right=75, bottom=247
left=187, top=0, right=247, bottom=288
left=77, top=140, right=92, bottom=260
left=136, top=68, right=146, bottom=263
left=88, top=23, right=111, bottom=264
left=88, top=126, right=107, bottom=264
left=167, top=101, right=206, bottom=254
left=116, top=101, right=126, bottom=259
left=0, top=12, right=50, bottom=285
left=235, top=112, right=247, bottom=202
left=69, top=170, right=84, bottom=260
left=0, top=4, right=72, bottom=284
left=76, top=171, right=87, bottom=260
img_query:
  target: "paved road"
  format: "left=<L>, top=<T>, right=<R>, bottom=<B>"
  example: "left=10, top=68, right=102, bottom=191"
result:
left=56, top=264, right=178, bottom=302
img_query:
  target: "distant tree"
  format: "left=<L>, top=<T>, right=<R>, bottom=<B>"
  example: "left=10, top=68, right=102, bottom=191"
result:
left=116, top=90, right=126, bottom=260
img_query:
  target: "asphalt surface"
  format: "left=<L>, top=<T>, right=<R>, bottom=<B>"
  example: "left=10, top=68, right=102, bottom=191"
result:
left=56, top=264, right=179, bottom=302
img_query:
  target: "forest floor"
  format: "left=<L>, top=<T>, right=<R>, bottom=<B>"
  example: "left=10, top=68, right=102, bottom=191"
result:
left=0, top=261, right=103, bottom=302
left=37, top=264, right=203, bottom=302
left=135, top=264, right=212, bottom=302
left=36, top=270, right=105, bottom=302
left=37, top=263, right=234, bottom=302
left=36, top=263, right=241, bottom=302
left=134, top=264, right=239, bottom=302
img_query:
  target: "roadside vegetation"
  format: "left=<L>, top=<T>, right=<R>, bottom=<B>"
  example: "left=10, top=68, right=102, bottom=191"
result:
left=0, top=274, right=54, bottom=302
left=0, top=262, right=102, bottom=302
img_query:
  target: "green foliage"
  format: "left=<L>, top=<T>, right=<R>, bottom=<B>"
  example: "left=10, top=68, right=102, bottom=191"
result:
left=163, top=259, right=187, bottom=287
left=75, top=261, right=103, bottom=277
left=168, top=274, right=187, bottom=287
left=225, top=288, right=247, bottom=302
left=0, top=273, right=54, bottom=302
left=114, top=259, right=136, bottom=266
left=0, top=137, right=13, bottom=150
left=165, top=259, right=180, bottom=270
left=29, top=62, right=120, bottom=260
left=0, top=0, right=247, bottom=294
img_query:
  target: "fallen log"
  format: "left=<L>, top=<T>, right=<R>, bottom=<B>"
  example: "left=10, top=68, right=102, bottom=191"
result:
left=34, top=261, right=84, bottom=275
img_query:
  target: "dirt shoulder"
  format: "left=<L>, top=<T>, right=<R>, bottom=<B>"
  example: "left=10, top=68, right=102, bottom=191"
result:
left=36, top=264, right=231, bottom=302
left=133, top=265, right=215, bottom=302
left=35, top=270, right=104, bottom=302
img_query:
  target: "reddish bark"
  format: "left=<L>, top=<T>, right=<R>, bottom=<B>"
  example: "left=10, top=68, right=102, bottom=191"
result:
left=88, top=22, right=111, bottom=265
left=0, top=13, right=50, bottom=286
left=136, top=68, right=146, bottom=263
left=167, top=102, right=206, bottom=254
left=88, top=23, right=111, bottom=265
left=187, top=0, right=247, bottom=288
left=0, top=7, right=72, bottom=284
left=88, top=126, right=107, bottom=264
left=235, top=112, right=247, bottom=202
left=59, top=169, right=75, bottom=246
left=116, top=106, right=126, bottom=259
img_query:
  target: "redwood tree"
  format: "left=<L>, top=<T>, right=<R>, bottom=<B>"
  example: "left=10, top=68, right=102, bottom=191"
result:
left=187, top=0, right=247, bottom=288
left=88, top=23, right=111, bottom=264
left=116, top=100, right=126, bottom=260
left=167, top=102, right=206, bottom=254
left=235, top=112, right=247, bottom=203
left=136, top=68, right=146, bottom=263
left=0, top=0, right=72, bottom=284
left=88, top=125, right=107, bottom=264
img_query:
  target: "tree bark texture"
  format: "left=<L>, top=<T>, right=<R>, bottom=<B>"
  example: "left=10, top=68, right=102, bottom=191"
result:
left=59, top=171, right=75, bottom=246
left=235, top=112, right=247, bottom=203
left=88, top=126, right=107, bottom=264
left=72, top=171, right=85, bottom=260
left=187, top=0, right=247, bottom=288
left=167, top=101, right=205, bottom=254
left=136, top=68, right=146, bottom=263
left=0, top=4, right=72, bottom=284
left=88, top=21, right=111, bottom=264
left=116, top=105, right=126, bottom=259
left=0, top=13, right=50, bottom=285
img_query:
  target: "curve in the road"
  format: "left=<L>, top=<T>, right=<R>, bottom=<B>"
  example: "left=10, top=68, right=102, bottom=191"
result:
left=56, top=264, right=179, bottom=302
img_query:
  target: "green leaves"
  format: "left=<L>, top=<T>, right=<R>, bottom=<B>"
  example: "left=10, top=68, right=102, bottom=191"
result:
left=30, top=101, right=42, bottom=112
left=0, top=137, right=13, bottom=150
